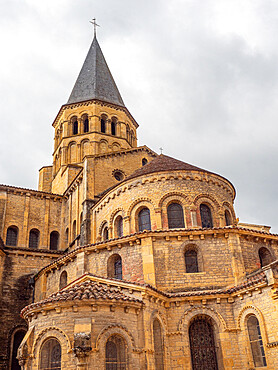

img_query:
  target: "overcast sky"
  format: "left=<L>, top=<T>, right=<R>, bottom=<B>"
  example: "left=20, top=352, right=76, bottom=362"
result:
left=0, top=0, right=277, bottom=233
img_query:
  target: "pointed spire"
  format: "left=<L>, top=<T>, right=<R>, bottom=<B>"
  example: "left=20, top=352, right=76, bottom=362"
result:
left=67, top=35, right=125, bottom=107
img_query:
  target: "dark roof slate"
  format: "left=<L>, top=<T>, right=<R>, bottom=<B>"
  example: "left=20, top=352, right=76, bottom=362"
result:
left=67, top=36, right=125, bottom=106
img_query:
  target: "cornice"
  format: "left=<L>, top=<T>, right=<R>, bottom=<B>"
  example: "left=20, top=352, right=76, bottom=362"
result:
left=0, top=184, right=63, bottom=201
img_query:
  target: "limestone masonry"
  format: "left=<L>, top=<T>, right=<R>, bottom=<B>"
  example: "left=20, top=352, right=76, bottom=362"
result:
left=1, top=32, right=278, bottom=370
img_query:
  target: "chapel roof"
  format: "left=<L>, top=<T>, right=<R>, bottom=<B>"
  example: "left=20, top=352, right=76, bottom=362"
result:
left=67, top=35, right=125, bottom=106
left=126, top=154, right=215, bottom=180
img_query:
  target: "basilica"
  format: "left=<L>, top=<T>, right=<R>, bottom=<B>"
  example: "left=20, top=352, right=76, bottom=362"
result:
left=0, top=29, right=278, bottom=370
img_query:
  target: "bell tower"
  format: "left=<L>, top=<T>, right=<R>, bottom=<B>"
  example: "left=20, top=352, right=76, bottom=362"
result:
left=39, top=31, right=139, bottom=195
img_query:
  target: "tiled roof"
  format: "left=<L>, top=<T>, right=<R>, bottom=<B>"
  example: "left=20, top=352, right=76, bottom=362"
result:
left=21, top=279, right=142, bottom=315
left=67, top=36, right=125, bottom=107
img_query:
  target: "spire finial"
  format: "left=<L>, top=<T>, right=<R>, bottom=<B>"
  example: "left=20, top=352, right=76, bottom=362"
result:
left=90, top=18, right=100, bottom=37
left=159, top=147, right=163, bottom=154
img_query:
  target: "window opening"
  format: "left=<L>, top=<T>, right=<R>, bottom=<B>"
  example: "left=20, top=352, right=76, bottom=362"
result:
left=189, top=318, right=218, bottom=370
left=11, top=329, right=26, bottom=370
left=259, top=247, right=272, bottom=268
left=29, top=229, right=40, bottom=249
left=59, top=271, right=68, bottom=290
left=167, top=203, right=185, bottom=229
left=105, top=335, right=127, bottom=370
left=39, top=338, right=61, bottom=370
left=247, top=315, right=267, bottom=367
left=111, top=120, right=116, bottom=135
left=73, top=120, right=78, bottom=135
left=113, top=171, right=124, bottom=181
left=84, top=118, right=89, bottom=133
left=153, top=319, right=164, bottom=370
left=142, top=158, right=148, bottom=166
left=50, top=231, right=59, bottom=250
left=138, top=208, right=151, bottom=232
left=103, top=226, right=109, bottom=241
left=6, top=226, right=18, bottom=246
left=225, top=210, right=232, bottom=226
left=185, top=250, right=199, bottom=273
left=200, top=204, right=213, bottom=228
left=116, top=216, right=123, bottom=237
left=101, top=118, right=106, bottom=133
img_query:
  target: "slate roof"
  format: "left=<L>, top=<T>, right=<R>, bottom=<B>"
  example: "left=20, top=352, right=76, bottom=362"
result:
left=67, top=36, right=125, bottom=106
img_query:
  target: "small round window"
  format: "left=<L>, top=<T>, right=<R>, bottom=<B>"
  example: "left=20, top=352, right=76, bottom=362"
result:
left=113, top=171, right=124, bottom=181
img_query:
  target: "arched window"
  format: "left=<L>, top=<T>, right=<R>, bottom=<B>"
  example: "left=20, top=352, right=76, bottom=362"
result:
left=259, top=247, right=272, bottom=268
left=167, top=203, right=185, bottom=229
left=50, top=231, right=59, bottom=250
left=101, top=117, right=106, bottom=133
left=59, top=271, right=68, bottom=290
left=39, top=338, right=61, bottom=370
left=73, top=120, right=78, bottom=135
left=29, top=229, right=40, bottom=249
left=6, top=226, right=18, bottom=246
left=126, top=125, right=130, bottom=142
left=142, top=158, right=148, bottom=166
left=185, top=250, right=198, bottom=273
left=153, top=319, right=164, bottom=370
left=72, top=220, right=76, bottom=241
left=200, top=204, right=213, bottom=228
left=107, top=254, right=122, bottom=280
left=225, top=210, right=232, bottom=226
left=111, top=119, right=116, bottom=136
left=11, top=329, right=26, bottom=370
left=105, top=335, right=127, bottom=370
left=138, top=208, right=151, bottom=232
left=103, top=226, right=109, bottom=241
left=115, top=216, right=123, bottom=237
left=65, top=228, right=69, bottom=246
left=80, top=212, right=83, bottom=233
left=189, top=317, right=218, bottom=370
left=83, top=116, right=89, bottom=133
left=247, top=315, right=267, bottom=367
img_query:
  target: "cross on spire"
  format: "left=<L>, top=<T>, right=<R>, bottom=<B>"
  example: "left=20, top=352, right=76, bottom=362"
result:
left=159, top=147, right=163, bottom=154
left=90, top=18, right=100, bottom=37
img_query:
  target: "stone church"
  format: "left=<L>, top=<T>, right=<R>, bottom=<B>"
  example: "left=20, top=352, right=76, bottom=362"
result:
left=0, top=29, right=278, bottom=370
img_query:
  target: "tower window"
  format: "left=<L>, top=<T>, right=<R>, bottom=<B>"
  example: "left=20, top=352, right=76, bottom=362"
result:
left=247, top=315, right=267, bottom=367
left=185, top=250, right=198, bottom=273
left=72, top=220, right=76, bottom=240
left=142, top=158, right=148, bottom=166
left=65, top=228, right=69, bottom=246
left=101, top=118, right=106, bottom=133
left=111, top=119, right=116, bottom=136
left=29, top=229, right=40, bottom=249
left=138, top=208, right=151, bottom=232
left=84, top=118, right=89, bottom=133
left=50, top=231, right=59, bottom=250
left=73, top=120, right=78, bottom=135
left=200, top=204, right=213, bottom=228
left=6, top=226, right=18, bottom=246
left=167, top=203, right=185, bottom=229
left=225, top=210, right=232, bottom=226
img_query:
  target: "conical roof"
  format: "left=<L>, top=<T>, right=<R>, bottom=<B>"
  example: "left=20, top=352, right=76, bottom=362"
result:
left=67, top=36, right=125, bottom=106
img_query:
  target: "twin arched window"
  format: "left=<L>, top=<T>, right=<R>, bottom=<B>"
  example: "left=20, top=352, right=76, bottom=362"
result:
left=185, top=250, right=198, bottom=273
left=6, top=226, right=18, bottom=246
left=29, top=229, right=40, bottom=249
left=39, top=338, right=61, bottom=370
left=107, top=254, right=122, bottom=280
left=167, top=203, right=185, bottom=229
left=138, top=208, right=151, bottom=232
left=200, top=204, right=213, bottom=228
left=105, top=335, right=127, bottom=369
left=247, top=315, right=267, bottom=367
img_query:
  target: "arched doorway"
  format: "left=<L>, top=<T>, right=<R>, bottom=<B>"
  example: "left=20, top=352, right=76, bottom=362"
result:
left=10, top=329, right=26, bottom=370
left=189, top=317, right=218, bottom=370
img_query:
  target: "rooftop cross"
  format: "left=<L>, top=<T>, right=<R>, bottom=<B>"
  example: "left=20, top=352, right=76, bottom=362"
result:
left=159, top=147, right=163, bottom=154
left=90, top=18, right=100, bottom=37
